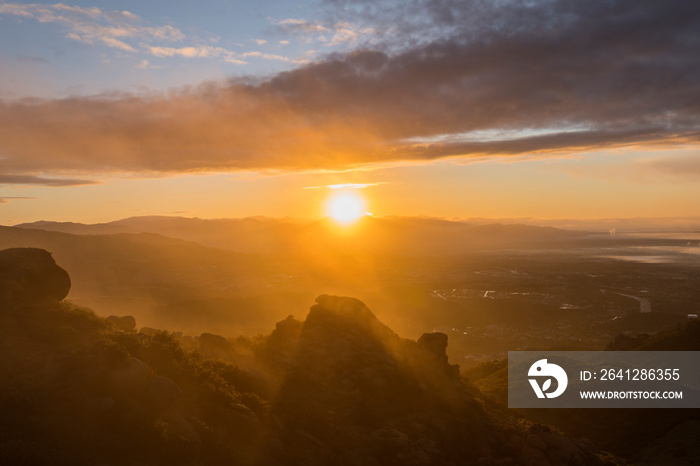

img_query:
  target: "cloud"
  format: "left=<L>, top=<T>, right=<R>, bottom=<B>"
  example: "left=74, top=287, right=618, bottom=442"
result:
left=148, top=45, right=247, bottom=64
left=0, top=197, right=36, bottom=204
left=0, top=3, right=184, bottom=52
left=0, top=3, right=304, bottom=68
left=0, top=174, right=98, bottom=186
left=638, top=154, right=700, bottom=180
left=1, top=0, right=700, bottom=178
left=135, top=59, right=160, bottom=69
left=277, top=18, right=329, bottom=34
left=303, top=182, right=386, bottom=189
left=147, top=47, right=297, bottom=65
left=276, top=17, right=378, bottom=47
left=327, top=21, right=376, bottom=46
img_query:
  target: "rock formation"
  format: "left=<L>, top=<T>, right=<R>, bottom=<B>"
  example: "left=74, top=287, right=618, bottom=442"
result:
left=0, top=247, right=70, bottom=306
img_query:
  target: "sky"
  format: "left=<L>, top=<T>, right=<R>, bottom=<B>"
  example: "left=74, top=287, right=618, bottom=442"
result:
left=1, top=0, right=699, bottom=224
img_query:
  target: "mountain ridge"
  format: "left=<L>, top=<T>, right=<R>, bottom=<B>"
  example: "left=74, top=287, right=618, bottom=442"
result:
left=14, top=215, right=591, bottom=254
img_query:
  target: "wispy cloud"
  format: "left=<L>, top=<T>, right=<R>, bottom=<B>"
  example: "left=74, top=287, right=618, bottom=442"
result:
left=641, top=154, right=700, bottom=180
left=148, top=45, right=247, bottom=64
left=276, top=17, right=377, bottom=47
left=327, top=22, right=376, bottom=46
left=0, top=3, right=321, bottom=68
left=303, top=183, right=386, bottom=189
left=277, top=18, right=329, bottom=34
left=135, top=59, right=160, bottom=69
left=0, top=196, right=36, bottom=204
left=0, top=174, right=98, bottom=187
left=0, top=3, right=184, bottom=52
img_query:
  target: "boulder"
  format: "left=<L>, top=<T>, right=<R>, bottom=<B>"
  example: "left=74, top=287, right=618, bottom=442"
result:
left=0, top=248, right=71, bottom=305
left=199, top=332, right=232, bottom=356
left=106, top=315, right=137, bottom=331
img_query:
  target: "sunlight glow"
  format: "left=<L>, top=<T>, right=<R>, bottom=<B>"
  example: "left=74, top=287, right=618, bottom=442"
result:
left=326, top=192, right=367, bottom=225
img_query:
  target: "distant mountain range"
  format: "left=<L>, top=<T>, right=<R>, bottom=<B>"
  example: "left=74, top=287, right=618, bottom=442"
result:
left=0, top=217, right=593, bottom=334
left=14, top=215, right=592, bottom=254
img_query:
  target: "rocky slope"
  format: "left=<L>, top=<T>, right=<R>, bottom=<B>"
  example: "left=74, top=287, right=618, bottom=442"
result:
left=0, top=248, right=621, bottom=465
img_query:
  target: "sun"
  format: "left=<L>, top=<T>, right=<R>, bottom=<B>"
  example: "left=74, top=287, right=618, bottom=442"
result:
left=326, top=192, right=367, bottom=225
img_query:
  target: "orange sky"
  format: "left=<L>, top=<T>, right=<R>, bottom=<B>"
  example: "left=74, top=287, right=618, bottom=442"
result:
left=1, top=1, right=699, bottom=224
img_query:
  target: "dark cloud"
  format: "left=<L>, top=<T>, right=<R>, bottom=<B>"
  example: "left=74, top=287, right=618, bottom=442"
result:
left=0, top=0, right=699, bottom=176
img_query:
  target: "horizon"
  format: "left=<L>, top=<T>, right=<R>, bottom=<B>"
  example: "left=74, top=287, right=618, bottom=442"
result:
left=9, top=212, right=700, bottom=233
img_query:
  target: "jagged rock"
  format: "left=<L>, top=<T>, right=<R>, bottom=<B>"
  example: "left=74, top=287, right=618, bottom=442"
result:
left=414, top=332, right=461, bottom=382
left=106, top=315, right=137, bottom=331
left=314, top=294, right=368, bottom=315
left=0, top=248, right=70, bottom=305
left=417, top=332, right=449, bottom=363
left=275, top=314, right=303, bottom=335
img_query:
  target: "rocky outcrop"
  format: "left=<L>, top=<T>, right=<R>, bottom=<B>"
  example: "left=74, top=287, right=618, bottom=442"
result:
left=414, top=332, right=461, bottom=382
left=106, top=314, right=137, bottom=331
left=0, top=248, right=70, bottom=305
left=262, top=295, right=621, bottom=466
left=199, top=332, right=232, bottom=358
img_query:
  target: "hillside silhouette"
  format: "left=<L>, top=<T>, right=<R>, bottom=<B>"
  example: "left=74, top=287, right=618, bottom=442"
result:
left=0, top=248, right=622, bottom=465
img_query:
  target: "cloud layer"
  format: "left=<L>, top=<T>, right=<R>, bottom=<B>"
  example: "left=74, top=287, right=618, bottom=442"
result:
left=1, top=0, right=699, bottom=179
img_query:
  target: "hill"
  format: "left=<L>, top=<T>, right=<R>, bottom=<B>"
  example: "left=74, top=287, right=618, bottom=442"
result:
left=0, top=248, right=621, bottom=465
